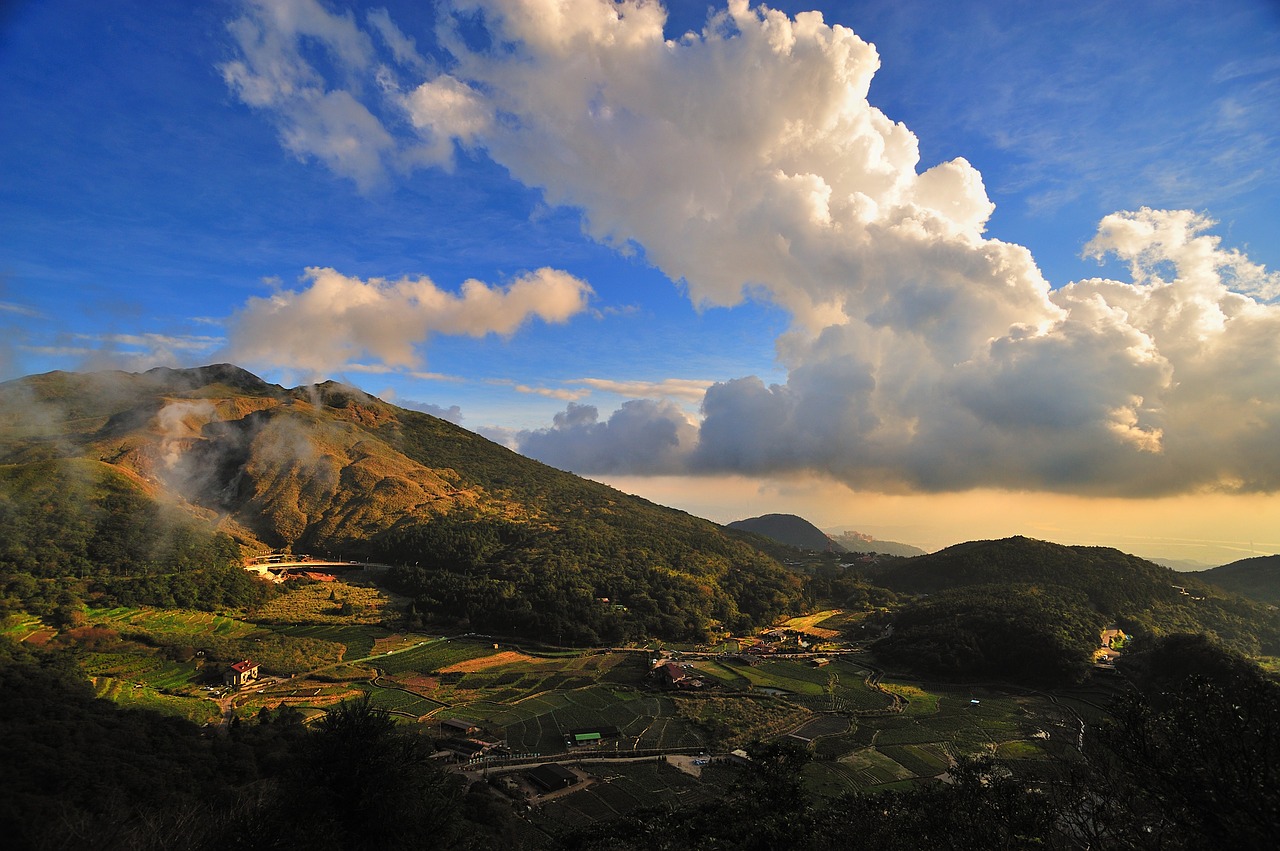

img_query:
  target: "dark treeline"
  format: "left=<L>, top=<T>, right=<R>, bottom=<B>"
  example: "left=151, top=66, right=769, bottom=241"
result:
left=0, top=636, right=516, bottom=851
left=374, top=507, right=803, bottom=644
left=0, top=460, right=272, bottom=624
left=871, top=583, right=1106, bottom=685
left=868, top=537, right=1280, bottom=666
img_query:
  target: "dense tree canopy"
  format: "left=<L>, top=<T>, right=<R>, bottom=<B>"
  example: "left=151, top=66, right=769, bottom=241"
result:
left=0, top=460, right=271, bottom=618
left=871, top=584, right=1105, bottom=685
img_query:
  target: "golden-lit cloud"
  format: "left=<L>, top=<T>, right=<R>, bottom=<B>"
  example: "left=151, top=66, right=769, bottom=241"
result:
left=226, top=266, right=592, bottom=378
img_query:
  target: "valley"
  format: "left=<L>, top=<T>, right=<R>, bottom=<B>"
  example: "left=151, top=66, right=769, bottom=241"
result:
left=10, top=581, right=1099, bottom=841
left=3, top=365, right=1278, bottom=849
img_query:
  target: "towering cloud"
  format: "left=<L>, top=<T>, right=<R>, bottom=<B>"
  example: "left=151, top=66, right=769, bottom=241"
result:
left=225, top=0, right=1280, bottom=495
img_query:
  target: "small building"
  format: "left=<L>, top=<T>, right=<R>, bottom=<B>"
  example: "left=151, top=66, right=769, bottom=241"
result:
left=525, top=763, right=578, bottom=793
left=568, top=726, right=621, bottom=746
left=655, top=661, right=689, bottom=687
left=444, top=739, right=488, bottom=758
left=440, top=717, right=480, bottom=735
left=224, top=659, right=260, bottom=689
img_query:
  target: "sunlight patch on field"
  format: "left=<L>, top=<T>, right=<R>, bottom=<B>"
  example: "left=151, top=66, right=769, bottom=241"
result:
left=438, top=650, right=539, bottom=673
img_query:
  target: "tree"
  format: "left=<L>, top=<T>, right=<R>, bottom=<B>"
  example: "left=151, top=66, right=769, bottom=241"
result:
left=274, top=695, right=464, bottom=850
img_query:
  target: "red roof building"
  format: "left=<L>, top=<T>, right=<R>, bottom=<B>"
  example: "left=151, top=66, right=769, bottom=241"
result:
left=224, top=659, right=260, bottom=688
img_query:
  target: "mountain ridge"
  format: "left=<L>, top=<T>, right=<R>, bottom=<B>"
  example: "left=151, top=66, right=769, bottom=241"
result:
left=0, top=364, right=803, bottom=642
left=1191, top=554, right=1280, bottom=605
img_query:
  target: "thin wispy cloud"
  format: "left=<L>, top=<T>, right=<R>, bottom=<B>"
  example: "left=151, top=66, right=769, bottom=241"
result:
left=570, top=377, right=714, bottom=404
left=0, top=302, right=46, bottom=319
left=514, top=384, right=591, bottom=401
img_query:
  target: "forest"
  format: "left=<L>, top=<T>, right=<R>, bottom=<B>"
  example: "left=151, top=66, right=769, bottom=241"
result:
left=0, top=459, right=271, bottom=625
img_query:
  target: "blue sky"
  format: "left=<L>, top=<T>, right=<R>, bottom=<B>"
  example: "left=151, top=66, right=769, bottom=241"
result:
left=3, top=0, right=1279, bottom=563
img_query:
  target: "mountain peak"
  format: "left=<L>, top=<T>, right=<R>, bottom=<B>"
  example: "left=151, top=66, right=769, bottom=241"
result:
left=727, top=513, right=840, bottom=552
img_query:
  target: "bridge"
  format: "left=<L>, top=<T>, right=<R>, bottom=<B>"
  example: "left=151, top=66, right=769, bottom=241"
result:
left=242, top=555, right=382, bottom=576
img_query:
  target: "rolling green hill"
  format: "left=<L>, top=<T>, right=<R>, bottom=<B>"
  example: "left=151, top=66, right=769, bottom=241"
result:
left=868, top=537, right=1280, bottom=682
left=0, top=365, right=803, bottom=642
left=727, top=514, right=841, bottom=552
left=1191, top=555, right=1280, bottom=605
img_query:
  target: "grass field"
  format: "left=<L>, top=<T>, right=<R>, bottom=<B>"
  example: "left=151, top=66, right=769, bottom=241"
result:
left=78, top=650, right=202, bottom=690
left=794, top=676, right=1078, bottom=794
left=712, top=657, right=892, bottom=713
left=374, top=637, right=501, bottom=674
left=366, top=683, right=447, bottom=717
left=91, top=676, right=220, bottom=725
left=251, top=579, right=399, bottom=625
left=1, top=613, right=46, bottom=640
left=87, top=606, right=256, bottom=638
left=272, top=624, right=384, bottom=661
left=445, top=686, right=707, bottom=754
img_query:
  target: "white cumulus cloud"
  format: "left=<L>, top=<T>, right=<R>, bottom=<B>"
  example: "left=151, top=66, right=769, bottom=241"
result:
left=226, top=0, right=1280, bottom=496
left=226, top=266, right=593, bottom=377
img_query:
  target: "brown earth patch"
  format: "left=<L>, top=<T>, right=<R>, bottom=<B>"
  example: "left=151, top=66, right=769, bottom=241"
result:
left=439, top=650, right=537, bottom=673
left=387, top=673, right=440, bottom=693
left=23, top=629, right=56, bottom=645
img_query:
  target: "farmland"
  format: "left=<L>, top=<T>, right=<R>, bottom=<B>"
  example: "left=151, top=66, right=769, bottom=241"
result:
left=31, top=596, right=1091, bottom=816
left=532, top=759, right=733, bottom=836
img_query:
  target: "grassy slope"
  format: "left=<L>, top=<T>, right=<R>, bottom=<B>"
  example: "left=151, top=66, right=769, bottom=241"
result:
left=1, top=365, right=803, bottom=641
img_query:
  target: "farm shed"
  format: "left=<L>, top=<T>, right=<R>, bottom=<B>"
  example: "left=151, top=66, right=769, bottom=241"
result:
left=440, top=718, right=480, bottom=735
left=569, top=726, right=621, bottom=745
left=526, top=763, right=578, bottom=793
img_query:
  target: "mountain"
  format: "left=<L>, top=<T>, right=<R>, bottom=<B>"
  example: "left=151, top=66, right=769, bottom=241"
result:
left=727, top=513, right=841, bottom=552
left=1192, top=555, right=1280, bottom=605
left=828, top=529, right=927, bottom=558
left=868, top=537, right=1280, bottom=680
left=0, top=365, right=803, bottom=642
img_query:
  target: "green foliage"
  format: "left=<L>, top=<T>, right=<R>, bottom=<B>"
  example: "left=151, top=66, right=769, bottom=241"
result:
left=0, top=459, right=271, bottom=616
left=871, top=536, right=1280, bottom=666
left=873, top=584, right=1105, bottom=685
left=1192, top=554, right=1280, bottom=605
left=1093, top=635, right=1280, bottom=849
left=268, top=695, right=465, bottom=850
left=381, top=505, right=803, bottom=644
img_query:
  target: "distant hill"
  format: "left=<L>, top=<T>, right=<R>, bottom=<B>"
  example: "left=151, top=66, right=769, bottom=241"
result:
left=1149, top=557, right=1216, bottom=572
left=868, top=537, right=1280, bottom=678
left=727, top=514, right=840, bottom=552
left=0, top=365, right=803, bottom=643
left=1192, top=555, right=1280, bottom=605
left=829, top=530, right=926, bottom=558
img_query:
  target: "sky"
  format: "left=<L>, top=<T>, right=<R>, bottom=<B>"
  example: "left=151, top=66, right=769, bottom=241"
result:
left=2, top=0, right=1279, bottom=565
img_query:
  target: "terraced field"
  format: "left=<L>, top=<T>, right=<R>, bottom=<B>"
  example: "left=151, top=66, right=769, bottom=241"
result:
left=460, top=686, right=705, bottom=754
left=87, top=606, right=255, bottom=638
left=798, top=678, right=1076, bottom=795
left=374, top=637, right=501, bottom=674
left=80, top=652, right=199, bottom=691
left=91, top=676, right=221, bottom=724
left=274, top=624, right=383, bottom=660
